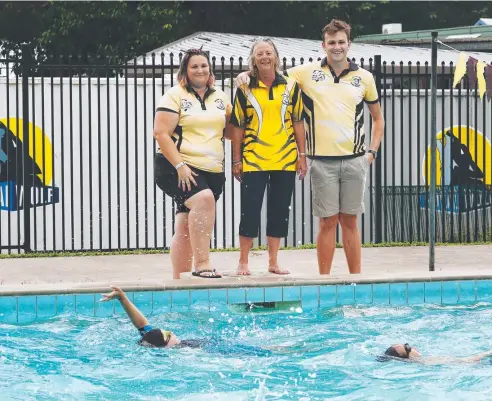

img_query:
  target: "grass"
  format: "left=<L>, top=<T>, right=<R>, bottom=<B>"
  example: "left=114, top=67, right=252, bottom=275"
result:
left=1, top=240, right=491, bottom=259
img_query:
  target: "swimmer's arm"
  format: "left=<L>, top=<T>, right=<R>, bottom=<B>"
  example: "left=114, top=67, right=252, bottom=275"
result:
left=459, top=350, right=492, bottom=363
left=100, top=286, right=150, bottom=329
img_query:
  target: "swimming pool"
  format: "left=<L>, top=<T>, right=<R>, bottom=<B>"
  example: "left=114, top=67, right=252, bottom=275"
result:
left=2, top=280, right=492, bottom=400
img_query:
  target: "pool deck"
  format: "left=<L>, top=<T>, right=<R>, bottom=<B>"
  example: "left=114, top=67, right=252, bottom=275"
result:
left=0, top=244, right=491, bottom=296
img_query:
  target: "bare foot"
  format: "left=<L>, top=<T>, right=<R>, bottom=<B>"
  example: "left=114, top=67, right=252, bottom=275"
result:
left=268, top=266, right=290, bottom=275
left=237, top=263, right=251, bottom=276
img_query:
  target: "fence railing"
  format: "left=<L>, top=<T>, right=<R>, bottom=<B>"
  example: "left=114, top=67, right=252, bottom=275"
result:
left=0, top=51, right=491, bottom=253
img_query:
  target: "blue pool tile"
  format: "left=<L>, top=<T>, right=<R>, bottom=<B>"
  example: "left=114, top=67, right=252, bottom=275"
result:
left=337, top=285, right=355, bottom=305
left=319, top=285, right=336, bottom=307
left=407, top=283, right=425, bottom=304
left=191, top=290, right=209, bottom=307
left=56, top=295, right=76, bottom=314
left=245, top=288, right=264, bottom=304
left=0, top=296, right=17, bottom=323
left=424, top=282, right=442, bottom=304
left=389, top=283, right=407, bottom=305
left=95, top=298, right=114, bottom=317
left=172, top=290, right=191, bottom=309
left=36, top=295, right=57, bottom=319
left=477, top=280, right=492, bottom=302
left=355, top=284, right=373, bottom=304
left=134, top=292, right=153, bottom=315
left=17, top=296, right=37, bottom=323
left=373, top=284, right=390, bottom=305
left=264, top=287, right=282, bottom=302
left=283, top=286, right=301, bottom=302
left=152, top=291, right=171, bottom=314
left=75, top=294, right=96, bottom=316
left=228, top=289, right=246, bottom=304
left=458, top=281, right=477, bottom=303
left=301, top=286, right=319, bottom=309
left=209, top=289, right=227, bottom=305
left=442, top=281, right=459, bottom=304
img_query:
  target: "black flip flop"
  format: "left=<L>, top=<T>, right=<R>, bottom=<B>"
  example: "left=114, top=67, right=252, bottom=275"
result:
left=191, top=269, right=222, bottom=279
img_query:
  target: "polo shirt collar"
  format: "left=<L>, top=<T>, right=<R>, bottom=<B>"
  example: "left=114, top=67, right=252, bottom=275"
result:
left=321, top=57, right=359, bottom=71
left=249, top=72, right=287, bottom=88
left=186, top=85, right=216, bottom=100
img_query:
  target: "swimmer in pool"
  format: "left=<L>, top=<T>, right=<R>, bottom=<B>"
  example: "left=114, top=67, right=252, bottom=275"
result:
left=378, top=343, right=492, bottom=365
left=100, top=286, right=271, bottom=355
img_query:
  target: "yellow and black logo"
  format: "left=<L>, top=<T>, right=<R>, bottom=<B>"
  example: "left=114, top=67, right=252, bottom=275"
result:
left=422, top=126, right=491, bottom=212
left=0, top=118, right=59, bottom=211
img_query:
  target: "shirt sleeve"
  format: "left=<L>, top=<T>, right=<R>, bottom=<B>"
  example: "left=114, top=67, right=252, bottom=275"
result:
left=156, top=89, right=181, bottom=114
left=284, top=64, right=307, bottom=88
left=229, top=88, right=247, bottom=128
left=289, top=82, right=304, bottom=122
left=364, top=74, right=379, bottom=104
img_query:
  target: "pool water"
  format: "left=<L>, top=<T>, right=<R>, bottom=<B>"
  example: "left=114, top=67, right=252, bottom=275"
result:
left=2, top=302, right=492, bottom=400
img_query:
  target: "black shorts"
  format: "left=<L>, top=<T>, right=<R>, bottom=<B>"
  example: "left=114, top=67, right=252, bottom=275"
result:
left=154, top=153, right=225, bottom=214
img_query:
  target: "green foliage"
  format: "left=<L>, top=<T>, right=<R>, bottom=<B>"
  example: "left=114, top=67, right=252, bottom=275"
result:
left=1, top=1, right=492, bottom=64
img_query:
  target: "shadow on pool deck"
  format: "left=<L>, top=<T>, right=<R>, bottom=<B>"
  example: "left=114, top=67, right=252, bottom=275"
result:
left=0, top=245, right=491, bottom=295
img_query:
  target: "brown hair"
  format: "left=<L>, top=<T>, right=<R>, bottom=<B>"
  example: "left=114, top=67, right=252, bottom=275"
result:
left=177, top=49, right=215, bottom=88
left=248, top=37, right=281, bottom=76
left=321, top=19, right=352, bottom=42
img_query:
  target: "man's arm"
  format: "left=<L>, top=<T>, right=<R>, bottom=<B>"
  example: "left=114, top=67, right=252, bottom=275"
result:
left=367, top=102, right=385, bottom=160
left=100, top=286, right=150, bottom=329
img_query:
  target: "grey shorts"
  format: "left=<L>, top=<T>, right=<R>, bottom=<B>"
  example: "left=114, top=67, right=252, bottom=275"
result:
left=310, top=155, right=370, bottom=217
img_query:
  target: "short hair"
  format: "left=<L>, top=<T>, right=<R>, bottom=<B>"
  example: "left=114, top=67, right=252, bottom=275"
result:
left=321, top=19, right=352, bottom=42
left=176, top=48, right=215, bottom=88
left=248, top=37, right=281, bottom=76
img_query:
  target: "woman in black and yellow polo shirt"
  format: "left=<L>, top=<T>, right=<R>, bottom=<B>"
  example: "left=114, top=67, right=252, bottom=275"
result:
left=153, top=49, right=231, bottom=279
left=228, top=38, right=307, bottom=276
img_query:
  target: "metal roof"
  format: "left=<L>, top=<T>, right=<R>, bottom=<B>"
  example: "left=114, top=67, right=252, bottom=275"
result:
left=356, top=24, right=492, bottom=42
left=134, top=31, right=492, bottom=68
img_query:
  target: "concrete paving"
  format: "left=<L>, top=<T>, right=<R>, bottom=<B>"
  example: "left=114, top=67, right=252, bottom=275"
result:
left=0, top=245, right=491, bottom=295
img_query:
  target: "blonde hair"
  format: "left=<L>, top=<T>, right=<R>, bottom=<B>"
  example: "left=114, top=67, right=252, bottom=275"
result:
left=177, top=49, right=215, bottom=88
left=248, top=37, right=281, bottom=76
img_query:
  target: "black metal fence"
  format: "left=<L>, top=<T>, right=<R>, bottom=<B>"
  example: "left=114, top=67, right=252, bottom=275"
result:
left=0, top=50, right=491, bottom=253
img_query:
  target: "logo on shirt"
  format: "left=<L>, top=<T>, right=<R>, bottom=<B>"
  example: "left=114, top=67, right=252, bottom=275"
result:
left=181, top=99, right=193, bottom=112
left=312, top=70, right=326, bottom=82
left=215, top=99, right=225, bottom=110
left=351, top=76, right=362, bottom=87
left=281, top=93, right=290, bottom=106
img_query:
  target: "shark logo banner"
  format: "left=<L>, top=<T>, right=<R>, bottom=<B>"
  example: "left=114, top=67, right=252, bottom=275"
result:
left=421, top=126, right=492, bottom=213
left=0, top=118, right=59, bottom=211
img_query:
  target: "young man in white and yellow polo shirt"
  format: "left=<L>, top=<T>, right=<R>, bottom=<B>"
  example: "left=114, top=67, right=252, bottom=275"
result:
left=235, top=20, right=384, bottom=275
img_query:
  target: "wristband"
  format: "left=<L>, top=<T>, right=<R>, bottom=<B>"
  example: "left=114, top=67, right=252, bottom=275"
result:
left=175, top=161, right=186, bottom=170
left=298, top=152, right=306, bottom=156
left=233, top=160, right=242, bottom=166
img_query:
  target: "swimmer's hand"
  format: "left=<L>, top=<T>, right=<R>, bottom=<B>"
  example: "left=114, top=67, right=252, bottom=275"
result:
left=100, top=286, right=126, bottom=302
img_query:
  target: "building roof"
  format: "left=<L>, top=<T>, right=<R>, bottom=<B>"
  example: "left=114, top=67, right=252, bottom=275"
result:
left=475, top=18, right=492, bottom=26
left=356, top=24, right=492, bottom=42
left=134, top=31, right=492, bottom=68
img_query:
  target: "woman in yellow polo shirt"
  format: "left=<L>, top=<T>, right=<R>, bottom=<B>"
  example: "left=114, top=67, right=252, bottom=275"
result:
left=228, top=38, right=307, bottom=276
left=153, top=48, right=231, bottom=279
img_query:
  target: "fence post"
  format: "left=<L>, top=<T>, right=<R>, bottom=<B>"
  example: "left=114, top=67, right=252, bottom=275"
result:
left=429, top=32, right=438, bottom=271
left=374, top=55, right=383, bottom=244
left=21, top=44, right=31, bottom=253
